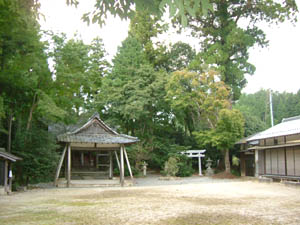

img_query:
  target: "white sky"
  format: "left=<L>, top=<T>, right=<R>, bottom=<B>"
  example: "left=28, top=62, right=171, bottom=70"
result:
left=39, top=0, right=300, bottom=94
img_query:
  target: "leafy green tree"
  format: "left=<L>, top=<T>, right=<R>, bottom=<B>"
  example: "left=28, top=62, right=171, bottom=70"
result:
left=13, top=124, right=59, bottom=185
left=167, top=42, right=196, bottom=72
left=0, top=0, right=65, bottom=185
left=240, top=112, right=267, bottom=137
left=235, top=90, right=270, bottom=123
left=99, top=37, right=168, bottom=136
left=50, top=34, right=109, bottom=121
left=165, top=69, right=230, bottom=134
left=0, top=0, right=64, bottom=150
left=194, top=109, right=244, bottom=173
left=184, top=1, right=298, bottom=100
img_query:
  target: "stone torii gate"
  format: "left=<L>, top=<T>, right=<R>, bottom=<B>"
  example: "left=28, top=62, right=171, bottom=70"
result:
left=181, top=150, right=206, bottom=176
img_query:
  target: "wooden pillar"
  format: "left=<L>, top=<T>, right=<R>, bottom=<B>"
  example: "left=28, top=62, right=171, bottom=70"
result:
left=81, top=152, right=84, bottom=167
left=123, top=147, right=133, bottom=180
left=4, top=160, right=8, bottom=194
left=120, top=145, right=125, bottom=187
left=8, top=162, right=12, bottom=193
left=95, top=152, right=99, bottom=168
left=114, top=151, right=120, bottom=169
left=109, top=151, right=113, bottom=179
left=54, top=145, right=67, bottom=187
left=240, top=153, right=246, bottom=177
left=67, top=144, right=71, bottom=188
left=255, top=150, right=259, bottom=177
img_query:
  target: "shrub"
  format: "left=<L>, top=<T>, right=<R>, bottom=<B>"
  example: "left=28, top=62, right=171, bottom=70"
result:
left=163, top=156, right=179, bottom=176
left=176, top=154, right=194, bottom=177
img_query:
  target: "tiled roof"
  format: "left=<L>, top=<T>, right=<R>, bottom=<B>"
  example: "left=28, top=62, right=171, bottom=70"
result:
left=57, top=113, right=139, bottom=144
left=0, top=148, right=22, bottom=162
left=247, top=115, right=300, bottom=141
left=57, top=133, right=138, bottom=144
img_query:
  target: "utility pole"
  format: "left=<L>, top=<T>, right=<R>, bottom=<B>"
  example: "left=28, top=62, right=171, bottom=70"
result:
left=269, top=89, right=274, bottom=127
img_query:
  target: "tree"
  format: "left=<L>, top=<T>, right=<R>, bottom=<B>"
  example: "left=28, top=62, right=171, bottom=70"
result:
left=0, top=0, right=65, bottom=185
left=165, top=69, right=230, bottom=135
left=183, top=1, right=298, bottom=100
left=194, top=109, right=244, bottom=173
left=49, top=34, right=109, bottom=121
left=0, top=0, right=63, bottom=149
left=167, top=42, right=196, bottom=72
left=98, top=36, right=169, bottom=136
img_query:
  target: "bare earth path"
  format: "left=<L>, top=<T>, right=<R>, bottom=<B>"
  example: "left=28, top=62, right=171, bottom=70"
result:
left=1, top=177, right=300, bottom=225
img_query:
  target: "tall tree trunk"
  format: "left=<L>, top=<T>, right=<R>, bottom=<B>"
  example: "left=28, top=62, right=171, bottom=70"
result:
left=26, top=92, right=37, bottom=131
left=7, top=110, right=13, bottom=152
left=224, top=149, right=231, bottom=173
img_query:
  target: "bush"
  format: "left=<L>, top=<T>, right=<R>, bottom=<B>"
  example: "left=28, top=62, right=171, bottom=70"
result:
left=176, top=154, right=194, bottom=177
left=163, top=156, right=179, bottom=176
left=163, top=154, right=194, bottom=177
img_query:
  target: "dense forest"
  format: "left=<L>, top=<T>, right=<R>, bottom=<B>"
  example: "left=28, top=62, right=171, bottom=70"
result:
left=0, top=0, right=298, bottom=185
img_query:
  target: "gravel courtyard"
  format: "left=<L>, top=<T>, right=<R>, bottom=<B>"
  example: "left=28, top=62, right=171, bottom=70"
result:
left=1, top=177, right=300, bottom=225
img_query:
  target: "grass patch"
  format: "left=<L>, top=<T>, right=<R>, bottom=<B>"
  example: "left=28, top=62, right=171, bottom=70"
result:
left=0, top=209, right=61, bottom=225
left=0, top=208, right=122, bottom=225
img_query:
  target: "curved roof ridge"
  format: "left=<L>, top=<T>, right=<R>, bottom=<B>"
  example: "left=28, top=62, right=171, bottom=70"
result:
left=70, top=113, right=118, bottom=135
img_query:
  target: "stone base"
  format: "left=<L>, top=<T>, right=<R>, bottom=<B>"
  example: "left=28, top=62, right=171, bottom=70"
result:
left=259, top=177, right=273, bottom=183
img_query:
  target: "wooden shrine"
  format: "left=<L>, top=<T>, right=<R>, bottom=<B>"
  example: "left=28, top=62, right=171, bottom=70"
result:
left=54, top=113, right=139, bottom=187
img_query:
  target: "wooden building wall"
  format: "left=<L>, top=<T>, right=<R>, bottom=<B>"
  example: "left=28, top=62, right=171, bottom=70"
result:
left=0, top=161, right=4, bottom=185
left=262, top=147, right=300, bottom=177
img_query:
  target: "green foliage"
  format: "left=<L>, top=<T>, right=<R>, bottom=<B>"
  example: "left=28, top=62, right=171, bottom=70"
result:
left=0, top=96, right=5, bottom=134
left=194, top=109, right=244, bottom=172
left=165, top=69, right=230, bottom=134
left=148, top=137, right=190, bottom=169
left=176, top=154, right=194, bottom=177
left=98, top=36, right=169, bottom=138
left=194, top=109, right=245, bottom=150
left=78, top=0, right=213, bottom=27
left=167, top=42, right=196, bottom=72
left=49, top=34, right=109, bottom=119
left=163, top=154, right=194, bottom=177
left=164, top=156, right=179, bottom=176
left=232, top=155, right=240, bottom=167
left=184, top=1, right=298, bottom=99
left=13, top=125, right=59, bottom=185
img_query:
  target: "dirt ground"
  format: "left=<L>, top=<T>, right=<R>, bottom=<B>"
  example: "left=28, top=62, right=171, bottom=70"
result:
left=1, top=178, right=300, bottom=225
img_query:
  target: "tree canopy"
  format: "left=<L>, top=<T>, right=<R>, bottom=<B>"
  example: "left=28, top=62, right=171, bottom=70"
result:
left=184, top=0, right=298, bottom=100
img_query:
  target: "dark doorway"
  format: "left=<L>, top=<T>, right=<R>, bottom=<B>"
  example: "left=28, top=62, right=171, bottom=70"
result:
left=245, top=158, right=255, bottom=176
